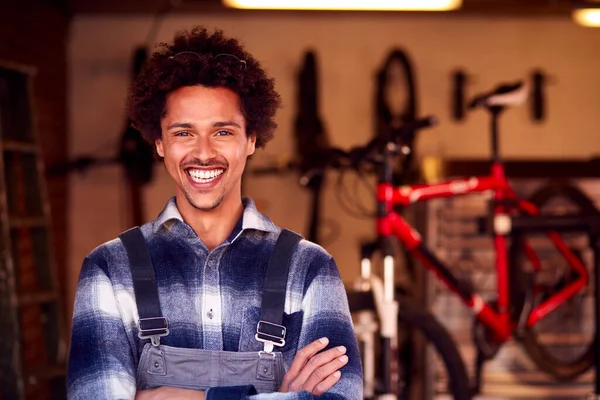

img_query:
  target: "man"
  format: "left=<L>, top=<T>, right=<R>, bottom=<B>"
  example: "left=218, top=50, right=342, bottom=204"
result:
left=67, top=26, right=363, bottom=400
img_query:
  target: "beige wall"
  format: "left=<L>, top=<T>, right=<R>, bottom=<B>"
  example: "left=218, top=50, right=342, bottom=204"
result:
left=67, top=13, right=600, bottom=318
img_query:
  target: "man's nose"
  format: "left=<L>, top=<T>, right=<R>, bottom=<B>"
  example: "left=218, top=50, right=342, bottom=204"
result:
left=192, top=135, right=218, bottom=159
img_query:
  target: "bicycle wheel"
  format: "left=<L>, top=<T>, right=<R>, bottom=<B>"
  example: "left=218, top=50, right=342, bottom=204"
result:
left=510, top=181, right=597, bottom=380
left=397, top=296, right=472, bottom=400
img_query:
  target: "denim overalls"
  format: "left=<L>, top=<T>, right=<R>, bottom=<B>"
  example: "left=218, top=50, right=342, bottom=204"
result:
left=118, top=227, right=302, bottom=394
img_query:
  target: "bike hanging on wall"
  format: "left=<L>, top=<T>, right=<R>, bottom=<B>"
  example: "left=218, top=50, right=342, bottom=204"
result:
left=317, top=81, right=598, bottom=399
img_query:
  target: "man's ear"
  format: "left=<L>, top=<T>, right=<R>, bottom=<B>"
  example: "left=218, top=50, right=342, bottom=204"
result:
left=247, top=134, right=256, bottom=156
left=155, top=138, right=164, bottom=158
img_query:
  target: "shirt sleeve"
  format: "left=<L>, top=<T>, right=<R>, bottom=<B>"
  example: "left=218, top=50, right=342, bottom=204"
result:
left=246, top=254, right=364, bottom=400
left=67, top=256, right=137, bottom=400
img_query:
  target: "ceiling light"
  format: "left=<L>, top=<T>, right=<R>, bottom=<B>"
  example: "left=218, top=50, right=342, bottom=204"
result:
left=222, top=0, right=462, bottom=11
left=572, top=1, right=600, bottom=27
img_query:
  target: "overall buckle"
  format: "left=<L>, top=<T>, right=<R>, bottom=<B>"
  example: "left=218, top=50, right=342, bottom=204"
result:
left=255, top=320, right=286, bottom=353
left=138, top=317, right=169, bottom=346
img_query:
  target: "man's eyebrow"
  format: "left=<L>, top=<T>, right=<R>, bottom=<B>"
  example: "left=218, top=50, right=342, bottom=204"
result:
left=166, top=122, right=194, bottom=130
left=213, top=121, right=242, bottom=129
left=166, top=121, right=243, bottom=130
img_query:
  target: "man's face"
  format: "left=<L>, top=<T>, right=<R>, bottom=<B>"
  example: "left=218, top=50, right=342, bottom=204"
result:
left=156, top=85, right=256, bottom=212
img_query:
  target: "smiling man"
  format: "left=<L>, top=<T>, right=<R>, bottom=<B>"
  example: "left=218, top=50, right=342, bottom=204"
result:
left=66, top=27, right=363, bottom=400
left=157, top=85, right=254, bottom=250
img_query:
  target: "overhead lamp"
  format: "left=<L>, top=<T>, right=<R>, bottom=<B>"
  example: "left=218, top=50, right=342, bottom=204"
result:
left=222, top=0, right=462, bottom=11
left=572, top=1, right=600, bottom=27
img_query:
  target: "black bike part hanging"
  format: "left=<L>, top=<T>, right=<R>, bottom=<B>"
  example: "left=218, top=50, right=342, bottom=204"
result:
left=375, top=49, right=419, bottom=185
left=530, top=69, right=546, bottom=123
left=451, top=69, right=468, bottom=122
left=293, top=50, right=330, bottom=245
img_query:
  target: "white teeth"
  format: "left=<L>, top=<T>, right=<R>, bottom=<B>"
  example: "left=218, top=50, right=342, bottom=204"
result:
left=188, top=169, right=224, bottom=183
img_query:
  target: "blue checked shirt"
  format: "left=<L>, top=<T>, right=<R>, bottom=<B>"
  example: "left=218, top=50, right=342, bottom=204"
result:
left=67, top=197, right=363, bottom=399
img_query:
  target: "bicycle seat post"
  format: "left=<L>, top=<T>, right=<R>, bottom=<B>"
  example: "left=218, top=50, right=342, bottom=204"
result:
left=488, top=105, right=503, bottom=164
left=470, top=81, right=528, bottom=164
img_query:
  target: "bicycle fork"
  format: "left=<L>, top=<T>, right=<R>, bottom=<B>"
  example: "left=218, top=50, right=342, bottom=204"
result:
left=354, top=239, right=400, bottom=400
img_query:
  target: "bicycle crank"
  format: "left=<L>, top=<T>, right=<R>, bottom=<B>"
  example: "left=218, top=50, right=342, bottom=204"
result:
left=471, top=300, right=502, bottom=394
left=472, top=301, right=502, bottom=360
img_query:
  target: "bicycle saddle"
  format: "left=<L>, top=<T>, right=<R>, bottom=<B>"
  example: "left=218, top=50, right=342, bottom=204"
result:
left=469, top=81, right=529, bottom=109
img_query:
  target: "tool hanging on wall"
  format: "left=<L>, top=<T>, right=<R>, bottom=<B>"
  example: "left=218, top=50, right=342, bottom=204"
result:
left=0, top=62, right=67, bottom=400
left=294, top=50, right=331, bottom=245
left=530, top=68, right=547, bottom=123
left=451, top=69, right=471, bottom=122
left=247, top=50, right=339, bottom=247
left=375, top=49, right=419, bottom=185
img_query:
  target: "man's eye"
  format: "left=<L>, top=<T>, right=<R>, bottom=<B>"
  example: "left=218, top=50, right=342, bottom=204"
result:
left=175, top=131, right=190, bottom=136
left=216, top=130, right=232, bottom=136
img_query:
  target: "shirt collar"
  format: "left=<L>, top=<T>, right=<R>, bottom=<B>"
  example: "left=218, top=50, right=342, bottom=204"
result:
left=154, top=196, right=279, bottom=234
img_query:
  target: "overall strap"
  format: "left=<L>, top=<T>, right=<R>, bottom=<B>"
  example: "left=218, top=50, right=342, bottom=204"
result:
left=256, top=229, right=303, bottom=353
left=119, top=227, right=169, bottom=346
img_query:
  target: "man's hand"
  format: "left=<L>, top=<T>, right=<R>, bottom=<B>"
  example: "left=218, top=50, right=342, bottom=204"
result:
left=279, top=337, right=348, bottom=395
left=135, top=387, right=205, bottom=400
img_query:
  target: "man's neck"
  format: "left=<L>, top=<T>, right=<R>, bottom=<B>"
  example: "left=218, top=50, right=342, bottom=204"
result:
left=176, top=194, right=244, bottom=251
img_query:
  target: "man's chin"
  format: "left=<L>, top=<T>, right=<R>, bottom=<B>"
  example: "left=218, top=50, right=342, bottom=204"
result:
left=187, top=194, right=224, bottom=212
left=192, top=203, right=220, bottom=212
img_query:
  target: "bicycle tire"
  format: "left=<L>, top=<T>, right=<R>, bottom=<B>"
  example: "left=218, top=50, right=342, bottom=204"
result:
left=397, top=296, right=472, bottom=400
left=510, top=181, right=597, bottom=380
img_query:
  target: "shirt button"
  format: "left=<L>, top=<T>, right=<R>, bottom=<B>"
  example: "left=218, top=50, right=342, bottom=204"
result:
left=207, top=309, right=214, bottom=319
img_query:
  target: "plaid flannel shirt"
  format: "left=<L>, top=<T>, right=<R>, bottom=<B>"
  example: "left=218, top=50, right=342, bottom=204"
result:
left=67, top=197, right=363, bottom=399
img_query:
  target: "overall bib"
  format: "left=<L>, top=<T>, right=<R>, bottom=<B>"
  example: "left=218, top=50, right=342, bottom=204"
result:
left=118, top=227, right=302, bottom=394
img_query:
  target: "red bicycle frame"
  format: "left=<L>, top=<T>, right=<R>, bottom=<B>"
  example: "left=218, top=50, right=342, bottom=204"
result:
left=378, top=161, right=589, bottom=342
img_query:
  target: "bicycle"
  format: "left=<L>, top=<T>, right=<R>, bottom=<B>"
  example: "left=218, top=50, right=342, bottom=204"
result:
left=320, top=81, right=598, bottom=399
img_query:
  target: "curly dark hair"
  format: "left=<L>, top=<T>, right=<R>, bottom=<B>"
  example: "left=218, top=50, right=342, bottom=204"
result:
left=127, top=26, right=281, bottom=149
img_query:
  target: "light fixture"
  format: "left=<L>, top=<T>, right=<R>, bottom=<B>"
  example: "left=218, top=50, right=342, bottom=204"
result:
left=222, top=0, right=462, bottom=11
left=572, top=1, right=600, bottom=27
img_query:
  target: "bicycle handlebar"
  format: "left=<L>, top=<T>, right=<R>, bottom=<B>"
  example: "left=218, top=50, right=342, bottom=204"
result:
left=317, top=115, right=437, bottom=170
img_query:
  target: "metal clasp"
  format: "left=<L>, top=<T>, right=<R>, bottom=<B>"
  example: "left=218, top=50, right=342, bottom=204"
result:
left=255, top=320, right=286, bottom=353
left=138, top=317, right=169, bottom=347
